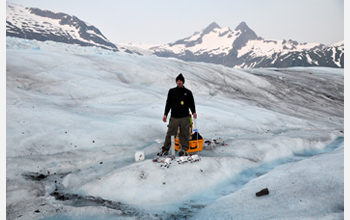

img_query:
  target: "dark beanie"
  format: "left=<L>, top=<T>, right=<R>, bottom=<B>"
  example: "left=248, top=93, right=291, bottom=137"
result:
left=176, top=73, right=185, bottom=83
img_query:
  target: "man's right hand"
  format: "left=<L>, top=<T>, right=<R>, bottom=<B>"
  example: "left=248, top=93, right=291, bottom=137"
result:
left=162, top=115, right=167, bottom=123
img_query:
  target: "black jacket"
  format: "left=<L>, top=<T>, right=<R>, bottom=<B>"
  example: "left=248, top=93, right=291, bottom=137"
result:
left=164, top=86, right=196, bottom=118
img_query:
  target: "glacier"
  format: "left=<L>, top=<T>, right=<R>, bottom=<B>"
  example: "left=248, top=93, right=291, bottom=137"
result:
left=6, top=37, right=344, bottom=220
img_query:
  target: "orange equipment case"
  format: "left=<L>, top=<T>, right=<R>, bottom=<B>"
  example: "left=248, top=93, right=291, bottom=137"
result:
left=174, top=115, right=204, bottom=153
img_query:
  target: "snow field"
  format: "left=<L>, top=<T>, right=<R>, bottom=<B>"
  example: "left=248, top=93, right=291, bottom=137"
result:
left=6, top=37, right=344, bottom=219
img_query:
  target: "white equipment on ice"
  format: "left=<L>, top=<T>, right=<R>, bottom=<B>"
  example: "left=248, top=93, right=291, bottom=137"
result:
left=193, top=118, right=198, bottom=132
left=190, top=154, right=201, bottom=162
left=135, top=151, right=145, bottom=162
left=176, top=156, right=189, bottom=164
left=161, top=157, right=173, bottom=168
left=176, top=154, right=201, bottom=164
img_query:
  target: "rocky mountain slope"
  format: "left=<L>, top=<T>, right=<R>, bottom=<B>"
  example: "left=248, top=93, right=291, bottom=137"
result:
left=151, top=22, right=344, bottom=68
left=6, top=3, right=118, bottom=51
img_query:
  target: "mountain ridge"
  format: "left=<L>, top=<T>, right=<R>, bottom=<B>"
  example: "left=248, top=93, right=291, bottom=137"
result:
left=6, top=3, right=343, bottom=68
left=6, top=3, right=118, bottom=51
left=151, top=22, right=343, bottom=68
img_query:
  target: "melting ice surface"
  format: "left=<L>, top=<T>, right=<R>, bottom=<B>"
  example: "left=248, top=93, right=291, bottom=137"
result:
left=6, top=37, right=344, bottom=220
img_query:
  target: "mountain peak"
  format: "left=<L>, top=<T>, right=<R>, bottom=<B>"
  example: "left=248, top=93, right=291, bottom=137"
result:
left=235, top=21, right=250, bottom=32
left=203, top=22, right=221, bottom=34
left=232, top=21, right=258, bottom=48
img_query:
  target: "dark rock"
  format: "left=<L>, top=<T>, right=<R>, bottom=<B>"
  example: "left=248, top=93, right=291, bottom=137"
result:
left=256, top=188, right=269, bottom=197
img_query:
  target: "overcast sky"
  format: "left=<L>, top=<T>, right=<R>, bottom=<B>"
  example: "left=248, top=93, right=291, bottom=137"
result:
left=6, top=0, right=344, bottom=45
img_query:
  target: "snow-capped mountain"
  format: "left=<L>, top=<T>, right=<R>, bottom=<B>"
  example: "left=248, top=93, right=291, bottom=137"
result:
left=6, top=2, right=343, bottom=68
left=151, top=22, right=344, bottom=68
left=6, top=3, right=118, bottom=51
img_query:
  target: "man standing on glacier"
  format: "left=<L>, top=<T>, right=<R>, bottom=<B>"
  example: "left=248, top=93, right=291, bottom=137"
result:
left=157, top=73, right=197, bottom=157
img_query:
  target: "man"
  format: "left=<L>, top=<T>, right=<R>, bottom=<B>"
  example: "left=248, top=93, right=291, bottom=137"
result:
left=158, top=73, right=197, bottom=156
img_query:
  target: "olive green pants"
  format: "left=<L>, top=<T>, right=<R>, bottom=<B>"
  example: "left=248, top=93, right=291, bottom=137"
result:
left=163, top=116, right=190, bottom=152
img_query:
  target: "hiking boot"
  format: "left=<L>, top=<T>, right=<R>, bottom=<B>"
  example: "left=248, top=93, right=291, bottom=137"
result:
left=157, top=147, right=168, bottom=156
left=178, top=150, right=188, bottom=157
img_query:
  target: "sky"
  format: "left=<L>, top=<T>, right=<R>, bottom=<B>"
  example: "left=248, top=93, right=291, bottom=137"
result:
left=5, top=0, right=344, bottom=45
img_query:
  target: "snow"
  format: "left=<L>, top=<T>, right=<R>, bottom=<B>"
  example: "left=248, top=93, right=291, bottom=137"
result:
left=7, top=4, right=76, bottom=37
left=152, top=22, right=325, bottom=62
left=329, top=46, right=343, bottom=68
left=6, top=37, right=344, bottom=220
left=329, top=40, right=344, bottom=47
left=238, top=39, right=321, bottom=58
left=156, top=27, right=240, bottom=56
left=196, top=144, right=344, bottom=220
left=118, top=43, right=158, bottom=56
left=187, top=27, right=238, bottom=55
left=6, top=3, right=113, bottom=50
